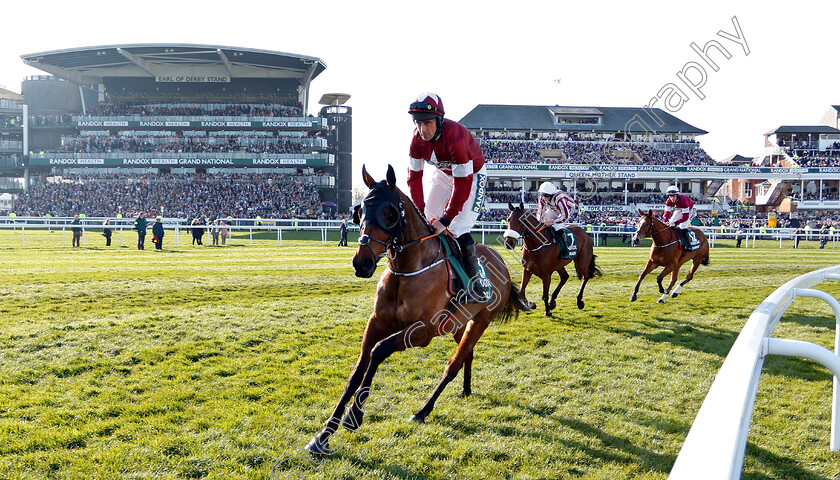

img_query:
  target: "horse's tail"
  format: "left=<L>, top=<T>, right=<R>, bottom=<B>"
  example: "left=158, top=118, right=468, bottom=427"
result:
left=495, top=283, right=531, bottom=324
left=702, top=253, right=710, bottom=266
left=578, top=254, right=603, bottom=280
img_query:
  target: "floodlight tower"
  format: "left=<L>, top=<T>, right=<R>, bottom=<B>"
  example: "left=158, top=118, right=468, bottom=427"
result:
left=319, top=93, right=352, bottom=212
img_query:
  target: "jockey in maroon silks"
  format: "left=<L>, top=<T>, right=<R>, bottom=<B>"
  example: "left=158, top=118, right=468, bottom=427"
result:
left=407, top=92, right=489, bottom=303
left=662, top=185, right=697, bottom=247
left=662, top=185, right=696, bottom=228
left=536, top=181, right=576, bottom=254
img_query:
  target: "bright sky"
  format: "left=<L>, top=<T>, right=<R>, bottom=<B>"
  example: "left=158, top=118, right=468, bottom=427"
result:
left=2, top=1, right=838, bottom=191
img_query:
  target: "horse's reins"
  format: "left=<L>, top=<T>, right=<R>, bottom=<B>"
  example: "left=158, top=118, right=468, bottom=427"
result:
left=514, top=213, right=553, bottom=252
left=645, top=215, right=680, bottom=248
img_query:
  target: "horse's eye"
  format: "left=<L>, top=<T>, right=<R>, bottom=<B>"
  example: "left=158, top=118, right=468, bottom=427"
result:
left=383, top=207, right=399, bottom=228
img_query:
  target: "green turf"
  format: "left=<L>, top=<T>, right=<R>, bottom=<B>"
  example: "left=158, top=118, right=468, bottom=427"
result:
left=0, top=230, right=838, bottom=479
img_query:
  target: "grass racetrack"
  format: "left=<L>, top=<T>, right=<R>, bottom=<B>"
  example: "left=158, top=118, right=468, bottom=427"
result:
left=0, top=228, right=839, bottom=479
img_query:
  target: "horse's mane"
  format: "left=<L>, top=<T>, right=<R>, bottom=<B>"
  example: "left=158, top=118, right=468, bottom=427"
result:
left=395, top=187, right=434, bottom=236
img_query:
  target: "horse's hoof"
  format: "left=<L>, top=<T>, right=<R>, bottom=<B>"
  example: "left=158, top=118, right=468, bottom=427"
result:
left=630, top=295, right=637, bottom=302
left=671, top=292, right=679, bottom=298
left=544, top=310, right=552, bottom=317
left=577, top=300, right=585, bottom=310
left=527, top=301, right=537, bottom=310
left=457, top=389, right=471, bottom=398
left=341, top=406, right=364, bottom=432
left=548, top=301, right=557, bottom=310
left=304, top=436, right=329, bottom=456
left=409, top=414, right=425, bottom=424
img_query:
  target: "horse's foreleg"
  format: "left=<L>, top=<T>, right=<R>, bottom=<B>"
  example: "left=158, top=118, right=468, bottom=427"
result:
left=412, top=319, right=489, bottom=423
left=631, top=260, right=658, bottom=302
left=550, top=267, right=569, bottom=310
left=520, top=268, right=534, bottom=308
left=541, top=273, right=553, bottom=316
left=656, top=265, right=674, bottom=294
left=305, top=318, right=386, bottom=454
left=339, top=322, right=433, bottom=432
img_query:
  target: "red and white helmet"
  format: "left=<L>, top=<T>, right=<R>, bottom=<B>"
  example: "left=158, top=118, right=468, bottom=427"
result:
left=408, top=92, right=445, bottom=121
left=538, top=181, right=560, bottom=196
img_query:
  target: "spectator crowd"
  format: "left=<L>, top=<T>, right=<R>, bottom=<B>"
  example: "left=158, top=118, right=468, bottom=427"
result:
left=13, top=172, right=325, bottom=219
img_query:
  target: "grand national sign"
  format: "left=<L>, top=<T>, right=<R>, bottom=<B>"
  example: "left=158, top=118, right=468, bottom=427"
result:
left=31, top=156, right=331, bottom=167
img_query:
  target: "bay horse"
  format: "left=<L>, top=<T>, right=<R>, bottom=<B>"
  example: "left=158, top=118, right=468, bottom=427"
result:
left=503, top=202, right=601, bottom=316
left=630, top=209, right=710, bottom=303
left=305, top=165, right=530, bottom=455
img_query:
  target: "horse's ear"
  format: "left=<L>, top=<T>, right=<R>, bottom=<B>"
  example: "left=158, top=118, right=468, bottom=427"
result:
left=386, top=164, right=397, bottom=189
left=638, top=208, right=644, bottom=216
left=519, top=201, right=524, bottom=210
left=362, top=164, right=375, bottom=189
left=508, top=202, right=515, bottom=212
left=647, top=209, right=653, bottom=217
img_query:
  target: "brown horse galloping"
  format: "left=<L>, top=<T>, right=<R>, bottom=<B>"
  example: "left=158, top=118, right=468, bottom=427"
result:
left=503, top=202, right=601, bottom=316
left=305, top=165, right=530, bottom=455
left=630, top=209, right=710, bottom=303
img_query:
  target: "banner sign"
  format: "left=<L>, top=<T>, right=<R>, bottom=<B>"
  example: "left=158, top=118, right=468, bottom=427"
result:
left=484, top=163, right=840, bottom=175
left=73, top=120, right=321, bottom=129
left=30, top=156, right=330, bottom=167
left=155, top=75, right=230, bottom=83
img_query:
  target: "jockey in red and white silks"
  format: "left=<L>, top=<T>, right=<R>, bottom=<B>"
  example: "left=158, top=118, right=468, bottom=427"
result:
left=407, top=92, right=488, bottom=304
left=536, top=181, right=576, bottom=232
left=662, top=185, right=696, bottom=228
left=407, top=93, right=486, bottom=238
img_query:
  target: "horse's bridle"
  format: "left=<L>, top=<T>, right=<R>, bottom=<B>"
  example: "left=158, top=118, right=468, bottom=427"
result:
left=639, top=213, right=680, bottom=248
left=505, top=210, right=552, bottom=251
left=357, top=182, right=441, bottom=266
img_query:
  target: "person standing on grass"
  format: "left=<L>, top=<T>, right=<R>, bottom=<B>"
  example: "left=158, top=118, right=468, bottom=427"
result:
left=134, top=212, right=147, bottom=250
left=338, top=219, right=348, bottom=246
left=152, top=216, right=165, bottom=251
left=211, top=219, right=220, bottom=245
left=70, top=214, right=82, bottom=247
left=102, top=218, right=112, bottom=247
left=219, top=221, right=229, bottom=245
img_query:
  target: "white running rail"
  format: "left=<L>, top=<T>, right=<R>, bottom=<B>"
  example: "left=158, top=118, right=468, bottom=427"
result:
left=669, top=265, right=840, bottom=479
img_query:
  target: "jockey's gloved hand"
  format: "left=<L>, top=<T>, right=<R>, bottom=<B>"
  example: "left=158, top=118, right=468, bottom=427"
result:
left=431, top=217, right=449, bottom=234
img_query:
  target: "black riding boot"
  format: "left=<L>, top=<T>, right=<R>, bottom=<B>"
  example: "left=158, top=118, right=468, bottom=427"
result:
left=552, top=228, right=567, bottom=258
left=456, top=235, right=490, bottom=304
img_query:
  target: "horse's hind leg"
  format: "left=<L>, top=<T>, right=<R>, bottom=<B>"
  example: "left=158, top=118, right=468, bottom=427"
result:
left=658, top=265, right=681, bottom=303
left=575, top=277, right=589, bottom=310
left=672, top=256, right=703, bottom=298
left=412, top=319, right=489, bottom=424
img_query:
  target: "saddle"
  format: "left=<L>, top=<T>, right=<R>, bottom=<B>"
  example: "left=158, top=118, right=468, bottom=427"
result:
left=675, top=227, right=702, bottom=252
left=440, top=234, right=493, bottom=301
left=548, top=228, right=578, bottom=259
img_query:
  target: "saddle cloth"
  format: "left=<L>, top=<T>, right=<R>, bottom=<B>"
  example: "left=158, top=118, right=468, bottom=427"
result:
left=549, top=228, right=577, bottom=259
left=678, top=227, right=702, bottom=251
left=440, top=234, right=494, bottom=299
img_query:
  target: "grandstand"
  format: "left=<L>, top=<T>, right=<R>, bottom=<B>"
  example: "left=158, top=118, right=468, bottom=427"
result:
left=460, top=104, right=840, bottom=227
left=3, top=44, right=352, bottom=217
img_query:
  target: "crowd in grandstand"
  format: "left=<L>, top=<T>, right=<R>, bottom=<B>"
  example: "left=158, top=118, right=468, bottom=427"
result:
left=13, top=172, right=324, bottom=219
left=478, top=138, right=716, bottom=165
left=86, top=101, right=304, bottom=118
left=54, top=134, right=310, bottom=155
